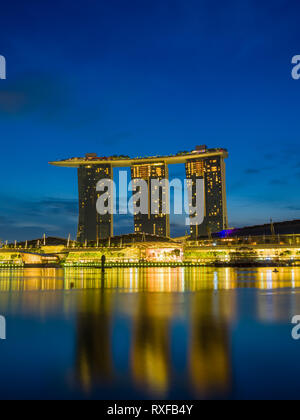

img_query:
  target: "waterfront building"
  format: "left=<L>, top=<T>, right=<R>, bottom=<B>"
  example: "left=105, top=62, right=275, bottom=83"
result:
left=77, top=159, right=113, bottom=242
left=185, top=146, right=228, bottom=238
left=50, top=147, right=228, bottom=241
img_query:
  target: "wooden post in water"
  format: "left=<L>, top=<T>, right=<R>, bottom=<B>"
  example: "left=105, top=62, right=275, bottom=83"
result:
left=101, top=255, right=106, bottom=272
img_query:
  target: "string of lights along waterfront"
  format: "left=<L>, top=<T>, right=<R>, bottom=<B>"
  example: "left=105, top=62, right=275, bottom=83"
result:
left=50, top=146, right=228, bottom=243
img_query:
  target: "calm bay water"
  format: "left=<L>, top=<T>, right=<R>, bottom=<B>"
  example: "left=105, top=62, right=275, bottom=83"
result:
left=0, top=267, right=300, bottom=400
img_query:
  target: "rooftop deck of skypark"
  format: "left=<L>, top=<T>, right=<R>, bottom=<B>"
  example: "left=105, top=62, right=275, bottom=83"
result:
left=49, top=146, right=228, bottom=168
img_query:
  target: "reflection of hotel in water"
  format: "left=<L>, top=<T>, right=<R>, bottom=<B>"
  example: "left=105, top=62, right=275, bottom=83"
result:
left=1, top=268, right=300, bottom=396
left=1, top=267, right=300, bottom=295
left=74, top=282, right=235, bottom=397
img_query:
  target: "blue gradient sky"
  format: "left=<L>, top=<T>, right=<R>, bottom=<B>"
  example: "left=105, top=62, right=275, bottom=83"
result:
left=0, top=0, right=299, bottom=240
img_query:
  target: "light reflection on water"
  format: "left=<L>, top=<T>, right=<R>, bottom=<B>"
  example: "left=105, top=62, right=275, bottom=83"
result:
left=0, top=266, right=299, bottom=292
left=0, top=267, right=300, bottom=399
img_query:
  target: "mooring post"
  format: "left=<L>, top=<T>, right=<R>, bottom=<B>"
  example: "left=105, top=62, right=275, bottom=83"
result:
left=101, top=255, right=106, bottom=272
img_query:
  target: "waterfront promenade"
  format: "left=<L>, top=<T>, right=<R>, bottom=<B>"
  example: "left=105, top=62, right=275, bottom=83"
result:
left=0, top=234, right=299, bottom=268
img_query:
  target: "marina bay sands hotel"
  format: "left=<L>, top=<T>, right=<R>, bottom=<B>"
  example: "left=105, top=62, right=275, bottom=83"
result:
left=50, top=146, right=228, bottom=242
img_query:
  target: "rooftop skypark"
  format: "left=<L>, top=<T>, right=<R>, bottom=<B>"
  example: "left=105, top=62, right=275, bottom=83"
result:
left=49, top=146, right=228, bottom=168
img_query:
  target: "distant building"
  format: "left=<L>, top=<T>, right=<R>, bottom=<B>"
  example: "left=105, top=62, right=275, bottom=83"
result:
left=77, top=162, right=113, bottom=242
left=131, top=162, right=170, bottom=237
left=217, top=219, right=300, bottom=238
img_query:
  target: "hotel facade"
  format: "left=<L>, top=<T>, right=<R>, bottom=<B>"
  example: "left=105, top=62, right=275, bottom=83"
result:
left=77, top=161, right=113, bottom=243
left=131, top=162, right=170, bottom=237
left=50, top=146, right=228, bottom=242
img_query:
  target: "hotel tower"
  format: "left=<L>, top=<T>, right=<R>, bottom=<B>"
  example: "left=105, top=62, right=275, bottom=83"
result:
left=77, top=155, right=113, bottom=243
left=131, top=162, right=170, bottom=237
left=185, top=146, right=228, bottom=238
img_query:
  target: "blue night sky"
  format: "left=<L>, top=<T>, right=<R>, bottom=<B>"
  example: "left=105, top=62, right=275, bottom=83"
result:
left=0, top=0, right=299, bottom=241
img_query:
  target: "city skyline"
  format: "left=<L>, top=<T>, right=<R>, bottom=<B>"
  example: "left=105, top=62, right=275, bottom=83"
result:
left=0, top=1, right=300, bottom=403
left=0, top=1, right=300, bottom=241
